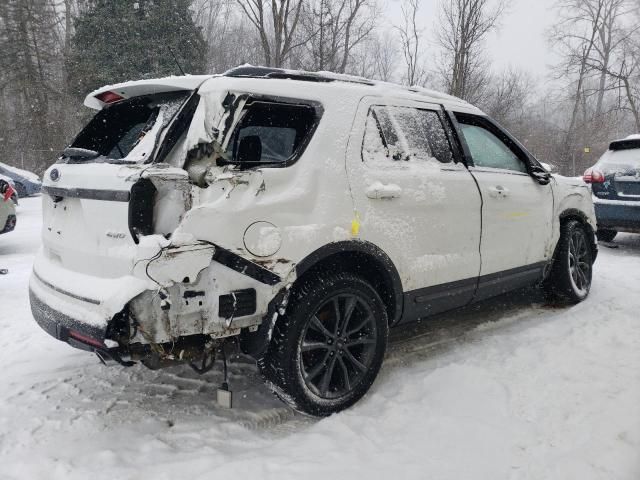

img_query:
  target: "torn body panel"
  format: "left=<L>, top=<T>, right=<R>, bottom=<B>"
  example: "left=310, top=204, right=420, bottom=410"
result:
left=129, top=244, right=278, bottom=344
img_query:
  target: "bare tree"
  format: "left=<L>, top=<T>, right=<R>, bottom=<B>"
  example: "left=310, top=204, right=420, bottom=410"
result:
left=296, top=0, right=377, bottom=73
left=549, top=0, right=638, bottom=172
left=346, top=30, right=396, bottom=80
left=436, top=0, right=507, bottom=101
left=0, top=0, right=66, bottom=173
left=235, top=0, right=305, bottom=67
left=394, top=0, right=427, bottom=86
left=370, top=31, right=397, bottom=81
left=195, top=0, right=263, bottom=71
left=589, top=28, right=640, bottom=131
left=478, top=68, right=533, bottom=127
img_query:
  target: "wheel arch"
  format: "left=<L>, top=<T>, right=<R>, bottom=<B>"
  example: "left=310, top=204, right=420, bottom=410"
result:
left=295, top=240, right=404, bottom=326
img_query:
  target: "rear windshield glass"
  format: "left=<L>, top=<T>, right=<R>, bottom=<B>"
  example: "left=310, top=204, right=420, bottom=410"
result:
left=69, top=92, right=189, bottom=163
left=597, top=148, right=640, bottom=174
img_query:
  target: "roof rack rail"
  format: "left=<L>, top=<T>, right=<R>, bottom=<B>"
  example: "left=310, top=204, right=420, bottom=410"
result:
left=221, top=65, right=469, bottom=105
left=223, top=65, right=374, bottom=86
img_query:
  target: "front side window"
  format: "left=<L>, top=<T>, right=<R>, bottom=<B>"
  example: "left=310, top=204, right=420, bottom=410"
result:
left=457, top=117, right=527, bottom=173
left=362, top=105, right=453, bottom=164
left=226, top=101, right=319, bottom=166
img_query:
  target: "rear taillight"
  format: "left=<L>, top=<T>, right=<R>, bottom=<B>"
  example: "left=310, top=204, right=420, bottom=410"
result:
left=1, top=183, right=15, bottom=202
left=95, top=91, right=125, bottom=104
left=68, top=330, right=104, bottom=349
left=583, top=168, right=605, bottom=184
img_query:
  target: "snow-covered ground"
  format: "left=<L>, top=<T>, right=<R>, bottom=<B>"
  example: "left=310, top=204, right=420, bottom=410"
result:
left=1, top=197, right=639, bottom=480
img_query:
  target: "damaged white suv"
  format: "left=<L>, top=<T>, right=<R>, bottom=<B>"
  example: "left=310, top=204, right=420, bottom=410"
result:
left=31, top=66, right=597, bottom=416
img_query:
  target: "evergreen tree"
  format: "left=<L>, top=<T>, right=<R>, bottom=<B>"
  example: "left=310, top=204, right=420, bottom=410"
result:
left=67, top=0, right=207, bottom=98
left=0, top=0, right=65, bottom=172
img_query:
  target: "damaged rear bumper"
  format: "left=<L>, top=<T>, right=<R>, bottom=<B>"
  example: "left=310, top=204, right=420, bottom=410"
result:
left=30, top=242, right=290, bottom=355
left=29, top=287, right=106, bottom=352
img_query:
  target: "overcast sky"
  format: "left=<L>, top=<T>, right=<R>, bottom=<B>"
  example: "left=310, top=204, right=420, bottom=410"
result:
left=386, top=0, right=559, bottom=84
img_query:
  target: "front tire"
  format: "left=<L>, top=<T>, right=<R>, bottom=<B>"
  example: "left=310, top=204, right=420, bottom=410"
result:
left=546, top=219, right=594, bottom=303
left=260, top=271, right=388, bottom=416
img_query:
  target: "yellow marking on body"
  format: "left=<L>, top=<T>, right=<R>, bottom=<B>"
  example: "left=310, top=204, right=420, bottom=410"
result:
left=351, top=212, right=361, bottom=236
left=506, top=212, right=529, bottom=219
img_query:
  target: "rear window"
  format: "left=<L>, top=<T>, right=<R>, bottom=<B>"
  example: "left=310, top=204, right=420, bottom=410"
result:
left=597, top=148, right=640, bottom=174
left=68, top=92, right=189, bottom=163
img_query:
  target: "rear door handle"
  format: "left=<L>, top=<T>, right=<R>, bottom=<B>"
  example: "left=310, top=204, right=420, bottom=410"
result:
left=366, top=182, right=402, bottom=199
left=488, top=185, right=509, bottom=198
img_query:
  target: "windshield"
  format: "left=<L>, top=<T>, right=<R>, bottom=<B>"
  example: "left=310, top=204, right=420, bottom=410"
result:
left=597, top=148, right=640, bottom=174
left=66, top=92, right=189, bottom=163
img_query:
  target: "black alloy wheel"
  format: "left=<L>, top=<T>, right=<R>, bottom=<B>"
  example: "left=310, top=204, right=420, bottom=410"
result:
left=299, top=294, right=379, bottom=400
left=260, top=271, right=388, bottom=416
left=545, top=219, right=594, bottom=303
left=568, top=227, right=592, bottom=296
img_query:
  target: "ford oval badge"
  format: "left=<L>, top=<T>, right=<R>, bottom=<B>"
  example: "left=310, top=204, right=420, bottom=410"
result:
left=50, top=168, right=60, bottom=181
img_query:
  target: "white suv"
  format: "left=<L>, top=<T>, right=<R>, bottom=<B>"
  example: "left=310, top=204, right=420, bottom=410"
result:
left=30, top=66, right=597, bottom=415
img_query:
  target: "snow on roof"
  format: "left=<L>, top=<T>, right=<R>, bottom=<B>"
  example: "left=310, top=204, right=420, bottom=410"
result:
left=0, top=162, right=40, bottom=182
left=224, top=65, right=474, bottom=110
left=84, top=75, right=215, bottom=109
left=84, top=66, right=479, bottom=113
left=0, top=173, right=15, bottom=185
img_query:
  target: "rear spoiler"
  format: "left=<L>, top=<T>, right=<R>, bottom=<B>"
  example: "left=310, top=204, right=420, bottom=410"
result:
left=609, top=138, right=640, bottom=151
left=84, top=75, right=215, bottom=110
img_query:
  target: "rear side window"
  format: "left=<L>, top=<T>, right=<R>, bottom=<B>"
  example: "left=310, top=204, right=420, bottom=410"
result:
left=69, top=92, right=189, bottom=162
left=362, top=105, right=453, bottom=164
left=225, top=101, right=320, bottom=166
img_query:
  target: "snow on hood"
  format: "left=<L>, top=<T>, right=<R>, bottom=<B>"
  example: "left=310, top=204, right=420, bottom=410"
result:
left=0, top=162, right=40, bottom=183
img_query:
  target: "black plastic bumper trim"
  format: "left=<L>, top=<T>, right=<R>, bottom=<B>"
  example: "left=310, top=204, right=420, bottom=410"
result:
left=33, top=269, right=101, bottom=305
left=43, top=185, right=130, bottom=202
left=30, top=287, right=106, bottom=351
left=212, top=246, right=281, bottom=285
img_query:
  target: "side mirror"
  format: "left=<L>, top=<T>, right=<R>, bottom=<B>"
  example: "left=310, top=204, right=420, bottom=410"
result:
left=530, top=164, right=551, bottom=185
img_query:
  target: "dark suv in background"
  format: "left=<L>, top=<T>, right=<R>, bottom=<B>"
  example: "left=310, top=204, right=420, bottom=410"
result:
left=584, top=135, right=640, bottom=241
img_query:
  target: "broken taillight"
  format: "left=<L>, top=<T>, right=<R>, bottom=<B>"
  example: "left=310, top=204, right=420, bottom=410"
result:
left=583, top=168, right=605, bottom=184
left=95, top=91, right=125, bottom=104
left=1, top=183, right=15, bottom=202
left=68, top=330, right=104, bottom=349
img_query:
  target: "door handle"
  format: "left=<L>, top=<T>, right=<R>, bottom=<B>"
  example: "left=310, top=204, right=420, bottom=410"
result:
left=366, top=182, right=402, bottom=199
left=488, top=185, right=509, bottom=198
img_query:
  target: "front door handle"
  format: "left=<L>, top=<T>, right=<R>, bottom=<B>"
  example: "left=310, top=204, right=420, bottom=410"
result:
left=366, top=182, right=402, bottom=199
left=488, top=185, right=509, bottom=198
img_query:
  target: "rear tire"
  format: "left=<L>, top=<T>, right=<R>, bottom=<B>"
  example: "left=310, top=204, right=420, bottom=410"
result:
left=545, top=219, right=594, bottom=303
left=259, top=271, right=388, bottom=416
left=596, top=229, right=617, bottom=242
